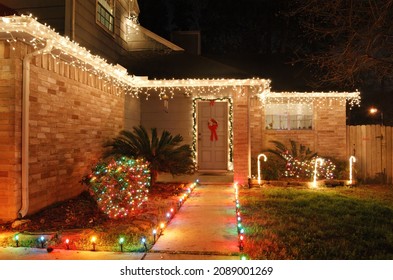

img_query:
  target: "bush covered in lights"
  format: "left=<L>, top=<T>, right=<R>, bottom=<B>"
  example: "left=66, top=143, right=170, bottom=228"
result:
left=82, top=157, right=150, bottom=219
left=283, top=155, right=336, bottom=180
left=265, top=140, right=336, bottom=180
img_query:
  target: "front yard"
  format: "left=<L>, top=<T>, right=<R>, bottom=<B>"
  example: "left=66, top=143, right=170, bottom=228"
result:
left=0, top=182, right=193, bottom=252
left=240, top=185, right=393, bottom=259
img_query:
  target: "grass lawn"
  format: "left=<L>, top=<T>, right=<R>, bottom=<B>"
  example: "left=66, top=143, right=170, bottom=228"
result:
left=240, top=185, right=393, bottom=260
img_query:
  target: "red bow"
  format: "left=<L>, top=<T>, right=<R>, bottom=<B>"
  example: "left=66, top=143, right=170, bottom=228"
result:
left=208, top=118, right=218, bottom=141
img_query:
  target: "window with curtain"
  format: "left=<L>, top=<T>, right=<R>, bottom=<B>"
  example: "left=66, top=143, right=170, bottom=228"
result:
left=265, top=103, right=313, bottom=130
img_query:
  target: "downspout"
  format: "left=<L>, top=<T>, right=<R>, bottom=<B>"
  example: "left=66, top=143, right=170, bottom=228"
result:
left=19, top=40, right=53, bottom=218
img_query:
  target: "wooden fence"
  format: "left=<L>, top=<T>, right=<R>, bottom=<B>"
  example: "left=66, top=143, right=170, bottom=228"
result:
left=347, top=125, right=393, bottom=184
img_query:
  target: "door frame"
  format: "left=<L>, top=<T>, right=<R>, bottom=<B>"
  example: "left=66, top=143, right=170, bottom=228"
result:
left=192, top=97, right=233, bottom=172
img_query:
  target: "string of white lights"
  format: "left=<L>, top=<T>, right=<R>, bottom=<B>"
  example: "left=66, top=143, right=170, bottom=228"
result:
left=0, top=14, right=360, bottom=106
left=258, top=91, right=361, bottom=108
left=0, top=15, right=271, bottom=99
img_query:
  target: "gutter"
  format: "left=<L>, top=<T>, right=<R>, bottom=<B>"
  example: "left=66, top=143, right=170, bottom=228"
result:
left=19, top=40, right=53, bottom=218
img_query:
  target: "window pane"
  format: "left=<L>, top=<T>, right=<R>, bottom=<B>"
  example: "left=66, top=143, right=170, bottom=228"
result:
left=97, top=1, right=114, bottom=33
left=265, top=103, right=313, bottom=130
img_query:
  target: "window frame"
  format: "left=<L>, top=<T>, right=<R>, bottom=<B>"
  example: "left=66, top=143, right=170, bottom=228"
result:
left=96, top=0, right=115, bottom=34
left=264, top=103, right=314, bottom=131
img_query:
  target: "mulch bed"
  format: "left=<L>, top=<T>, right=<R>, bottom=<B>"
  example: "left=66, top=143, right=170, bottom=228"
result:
left=0, top=182, right=187, bottom=233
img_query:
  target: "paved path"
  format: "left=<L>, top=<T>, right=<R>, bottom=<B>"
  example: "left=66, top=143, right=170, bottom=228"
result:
left=0, top=184, right=240, bottom=260
left=146, top=184, right=239, bottom=259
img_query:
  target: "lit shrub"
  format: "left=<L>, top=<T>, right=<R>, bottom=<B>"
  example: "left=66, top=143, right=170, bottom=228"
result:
left=82, top=157, right=150, bottom=219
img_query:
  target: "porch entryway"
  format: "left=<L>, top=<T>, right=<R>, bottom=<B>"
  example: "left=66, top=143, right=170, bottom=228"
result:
left=196, top=100, right=229, bottom=171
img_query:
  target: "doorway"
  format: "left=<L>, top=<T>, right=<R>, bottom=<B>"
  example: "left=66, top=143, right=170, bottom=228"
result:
left=197, top=100, right=229, bottom=171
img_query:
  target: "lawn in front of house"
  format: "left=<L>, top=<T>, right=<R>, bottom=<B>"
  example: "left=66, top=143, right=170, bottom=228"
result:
left=240, top=185, right=393, bottom=260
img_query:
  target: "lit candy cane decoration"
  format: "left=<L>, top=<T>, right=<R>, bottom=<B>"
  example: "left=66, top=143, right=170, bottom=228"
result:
left=257, top=154, right=268, bottom=185
left=312, top=158, right=324, bottom=188
left=349, top=156, right=356, bottom=185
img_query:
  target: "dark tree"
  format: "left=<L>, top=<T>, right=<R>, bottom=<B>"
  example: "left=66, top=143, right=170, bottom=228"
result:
left=288, top=0, right=393, bottom=89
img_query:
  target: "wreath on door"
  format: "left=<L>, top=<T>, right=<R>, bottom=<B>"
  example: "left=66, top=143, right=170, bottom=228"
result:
left=208, top=118, right=218, bottom=141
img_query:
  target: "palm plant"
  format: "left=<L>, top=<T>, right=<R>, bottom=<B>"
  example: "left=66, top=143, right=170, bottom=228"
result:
left=266, top=139, right=317, bottom=162
left=265, top=139, right=319, bottom=179
left=104, top=125, right=195, bottom=186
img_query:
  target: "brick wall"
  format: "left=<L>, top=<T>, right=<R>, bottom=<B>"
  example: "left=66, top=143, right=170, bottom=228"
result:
left=233, top=87, right=250, bottom=185
left=0, top=42, right=22, bottom=222
left=250, top=98, right=347, bottom=177
left=0, top=41, right=139, bottom=221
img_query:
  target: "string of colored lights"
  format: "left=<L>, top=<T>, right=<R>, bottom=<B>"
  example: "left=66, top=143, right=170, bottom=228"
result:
left=151, top=181, right=199, bottom=248
left=234, top=182, right=247, bottom=260
left=12, top=180, right=199, bottom=252
left=85, top=180, right=199, bottom=252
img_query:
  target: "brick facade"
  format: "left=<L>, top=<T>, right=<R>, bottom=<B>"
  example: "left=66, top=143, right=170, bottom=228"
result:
left=0, top=41, right=139, bottom=222
left=249, top=97, right=347, bottom=177
left=0, top=40, right=349, bottom=222
left=0, top=42, right=22, bottom=222
left=233, top=87, right=250, bottom=185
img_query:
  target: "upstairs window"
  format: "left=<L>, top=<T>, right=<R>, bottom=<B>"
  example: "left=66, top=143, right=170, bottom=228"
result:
left=97, top=0, right=114, bottom=33
left=265, top=103, right=313, bottom=130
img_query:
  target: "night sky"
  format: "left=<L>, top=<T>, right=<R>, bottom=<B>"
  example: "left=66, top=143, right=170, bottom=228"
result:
left=137, top=0, right=393, bottom=126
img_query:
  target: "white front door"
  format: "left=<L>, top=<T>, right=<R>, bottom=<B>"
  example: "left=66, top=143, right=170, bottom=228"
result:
left=197, top=100, right=228, bottom=171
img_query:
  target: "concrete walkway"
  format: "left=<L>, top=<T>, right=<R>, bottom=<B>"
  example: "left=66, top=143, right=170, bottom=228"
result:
left=0, top=184, right=240, bottom=260
left=145, top=184, right=239, bottom=259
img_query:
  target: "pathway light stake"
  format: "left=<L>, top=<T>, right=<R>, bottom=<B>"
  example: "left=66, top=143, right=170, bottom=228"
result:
left=152, top=229, right=157, bottom=243
left=91, top=236, right=97, bottom=251
left=141, top=237, right=147, bottom=251
left=237, top=223, right=242, bottom=234
left=159, top=222, right=165, bottom=236
left=239, top=234, right=244, bottom=251
left=40, top=236, right=45, bottom=248
left=15, top=234, right=19, bottom=247
left=349, top=156, right=356, bottom=185
left=257, top=153, right=268, bottom=185
left=119, top=237, right=125, bottom=252
left=312, top=158, right=324, bottom=188
left=65, top=238, right=70, bottom=250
